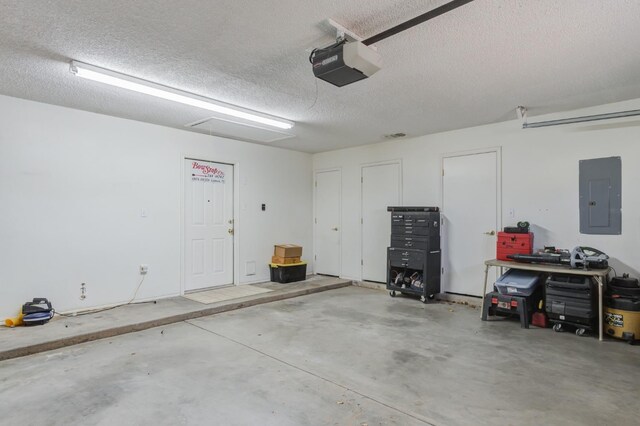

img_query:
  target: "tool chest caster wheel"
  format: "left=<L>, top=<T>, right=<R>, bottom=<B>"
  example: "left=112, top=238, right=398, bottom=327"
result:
left=389, top=291, right=396, bottom=297
left=575, top=328, right=586, bottom=337
left=420, top=295, right=427, bottom=303
left=552, top=323, right=563, bottom=332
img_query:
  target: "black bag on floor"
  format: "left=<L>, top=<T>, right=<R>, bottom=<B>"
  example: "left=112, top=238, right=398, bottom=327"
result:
left=22, top=298, right=54, bottom=326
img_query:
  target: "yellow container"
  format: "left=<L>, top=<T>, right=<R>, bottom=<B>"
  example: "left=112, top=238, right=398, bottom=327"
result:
left=604, top=298, right=640, bottom=342
left=4, top=313, right=24, bottom=327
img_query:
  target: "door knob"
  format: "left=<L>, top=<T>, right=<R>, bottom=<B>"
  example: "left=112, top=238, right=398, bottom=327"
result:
left=331, top=227, right=339, bottom=231
left=484, top=230, right=496, bottom=236
left=228, top=228, right=234, bottom=235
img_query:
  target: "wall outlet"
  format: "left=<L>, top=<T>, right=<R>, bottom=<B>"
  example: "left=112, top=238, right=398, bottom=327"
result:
left=140, top=264, right=149, bottom=275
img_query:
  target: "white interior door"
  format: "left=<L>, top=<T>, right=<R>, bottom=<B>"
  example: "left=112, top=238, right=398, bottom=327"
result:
left=184, top=159, right=234, bottom=291
left=362, top=163, right=401, bottom=282
left=442, top=151, right=498, bottom=297
left=314, top=170, right=341, bottom=276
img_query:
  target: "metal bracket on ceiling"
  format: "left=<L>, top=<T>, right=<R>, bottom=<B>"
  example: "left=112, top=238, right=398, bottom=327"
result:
left=327, top=18, right=377, bottom=50
left=516, top=105, right=528, bottom=126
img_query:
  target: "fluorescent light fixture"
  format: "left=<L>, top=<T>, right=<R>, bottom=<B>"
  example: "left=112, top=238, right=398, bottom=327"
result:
left=69, top=61, right=294, bottom=130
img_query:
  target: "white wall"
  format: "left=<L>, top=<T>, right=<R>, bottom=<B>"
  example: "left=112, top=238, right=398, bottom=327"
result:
left=0, top=95, right=312, bottom=319
left=313, top=98, right=640, bottom=284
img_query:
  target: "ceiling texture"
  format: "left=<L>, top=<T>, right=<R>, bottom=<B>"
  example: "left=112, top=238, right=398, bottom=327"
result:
left=2, top=0, right=640, bottom=153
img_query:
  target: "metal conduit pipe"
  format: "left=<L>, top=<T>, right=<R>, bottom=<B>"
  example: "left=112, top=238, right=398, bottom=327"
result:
left=523, top=109, right=640, bottom=129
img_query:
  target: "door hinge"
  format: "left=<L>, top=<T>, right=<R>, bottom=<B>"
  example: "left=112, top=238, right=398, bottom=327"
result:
left=442, top=169, right=445, bottom=176
left=361, top=218, right=363, bottom=224
left=361, top=176, right=363, bottom=183
left=315, top=254, right=317, bottom=260
left=315, top=218, right=317, bottom=224
left=361, top=259, right=363, bottom=266
left=441, top=267, right=444, bottom=274
left=315, top=181, right=317, bottom=187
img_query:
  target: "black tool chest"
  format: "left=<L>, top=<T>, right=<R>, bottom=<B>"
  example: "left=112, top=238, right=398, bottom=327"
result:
left=386, top=206, right=441, bottom=302
left=546, top=274, right=597, bottom=335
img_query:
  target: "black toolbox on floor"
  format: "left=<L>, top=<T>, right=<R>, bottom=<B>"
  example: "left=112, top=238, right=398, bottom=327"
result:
left=545, top=274, right=596, bottom=335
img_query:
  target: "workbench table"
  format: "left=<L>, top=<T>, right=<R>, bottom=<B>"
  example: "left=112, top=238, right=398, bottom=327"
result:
left=481, top=259, right=611, bottom=341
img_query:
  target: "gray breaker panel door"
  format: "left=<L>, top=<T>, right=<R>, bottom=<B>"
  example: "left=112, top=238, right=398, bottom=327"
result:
left=579, top=156, right=621, bottom=235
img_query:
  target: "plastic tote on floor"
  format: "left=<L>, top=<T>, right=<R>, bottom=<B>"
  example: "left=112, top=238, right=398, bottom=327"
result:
left=494, top=269, right=544, bottom=296
left=269, top=262, right=307, bottom=283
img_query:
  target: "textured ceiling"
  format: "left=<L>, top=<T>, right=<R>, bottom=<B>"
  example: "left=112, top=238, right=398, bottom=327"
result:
left=2, top=0, right=640, bottom=153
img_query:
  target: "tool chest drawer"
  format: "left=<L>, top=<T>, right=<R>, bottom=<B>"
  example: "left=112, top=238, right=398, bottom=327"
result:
left=391, top=213, right=439, bottom=231
left=391, top=224, right=434, bottom=236
left=390, top=236, right=439, bottom=250
left=388, top=248, right=425, bottom=269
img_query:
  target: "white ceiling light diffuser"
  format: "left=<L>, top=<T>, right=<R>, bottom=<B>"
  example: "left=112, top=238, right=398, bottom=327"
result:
left=69, top=61, right=294, bottom=130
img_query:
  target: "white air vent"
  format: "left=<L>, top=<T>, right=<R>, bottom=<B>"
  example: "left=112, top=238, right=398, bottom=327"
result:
left=186, top=113, right=295, bottom=143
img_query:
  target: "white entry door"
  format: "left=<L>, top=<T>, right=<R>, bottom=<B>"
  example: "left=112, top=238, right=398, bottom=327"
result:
left=184, top=159, right=234, bottom=291
left=362, top=163, right=401, bottom=282
left=442, top=151, right=499, bottom=297
left=314, top=170, right=341, bottom=276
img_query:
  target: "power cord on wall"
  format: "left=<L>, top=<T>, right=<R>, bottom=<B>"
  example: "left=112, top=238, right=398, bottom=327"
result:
left=55, top=274, right=155, bottom=318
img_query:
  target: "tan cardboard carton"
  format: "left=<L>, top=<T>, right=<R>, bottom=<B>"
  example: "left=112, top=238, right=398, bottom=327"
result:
left=274, top=244, right=303, bottom=258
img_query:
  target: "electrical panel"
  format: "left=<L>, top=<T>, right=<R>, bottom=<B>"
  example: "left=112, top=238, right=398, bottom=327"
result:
left=579, top=156, right=621, bottom=235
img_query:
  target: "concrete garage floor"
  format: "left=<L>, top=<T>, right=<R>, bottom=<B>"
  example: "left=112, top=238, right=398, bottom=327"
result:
left=1, top=287, right=638, bottom=426
left=0, top=277, right=349, bottom=360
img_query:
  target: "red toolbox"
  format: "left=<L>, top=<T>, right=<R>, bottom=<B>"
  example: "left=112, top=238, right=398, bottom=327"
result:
left=497, top=232, right=533, bottom=261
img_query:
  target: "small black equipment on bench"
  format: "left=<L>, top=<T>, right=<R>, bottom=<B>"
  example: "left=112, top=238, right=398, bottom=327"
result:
left=22, top=298, right=54, bottom=325
left=503, top=221, right=530, bottom=234
left=508, top=246, right=609, bottom=270
left=545, top=275, right=596, bottom=336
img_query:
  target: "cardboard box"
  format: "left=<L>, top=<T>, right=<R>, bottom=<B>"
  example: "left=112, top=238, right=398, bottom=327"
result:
left=272, top=256, right=301, bottom=265
left=274, top=244, right=303, bottom=258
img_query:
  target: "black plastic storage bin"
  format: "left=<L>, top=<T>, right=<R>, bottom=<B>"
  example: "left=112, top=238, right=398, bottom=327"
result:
left=269, top=262, right=307, bottom=283
left=545, top=274, right=596, bottom=335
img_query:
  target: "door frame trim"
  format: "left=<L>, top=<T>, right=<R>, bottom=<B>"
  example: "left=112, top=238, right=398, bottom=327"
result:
left=360, top=159, right=403, bottom=282
left=440, top=147, right=502, bottom=294
left=313, top=167, right=342, bottom=277
left=180, top=156, right=239, bottom=296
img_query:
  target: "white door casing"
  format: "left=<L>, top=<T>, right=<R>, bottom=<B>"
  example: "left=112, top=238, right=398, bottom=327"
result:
left=314, top=169, right=341, bottom=276
left=184, top=159, right=234, bottom=291
left=361, top=162, right=402, bottom=282
left=442, top=150, right=500, bottom=297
